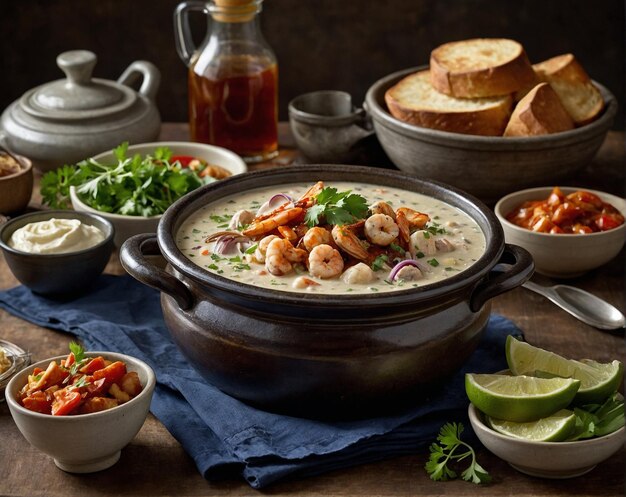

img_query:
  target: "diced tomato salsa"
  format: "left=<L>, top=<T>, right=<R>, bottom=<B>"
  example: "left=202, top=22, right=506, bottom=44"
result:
left=18, top=345, right=143, bottom=416
left=506, top=187, right=625, bottom=234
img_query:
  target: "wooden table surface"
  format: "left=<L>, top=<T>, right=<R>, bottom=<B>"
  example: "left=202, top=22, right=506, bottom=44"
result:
left=1, top=124, right=624, bottom=497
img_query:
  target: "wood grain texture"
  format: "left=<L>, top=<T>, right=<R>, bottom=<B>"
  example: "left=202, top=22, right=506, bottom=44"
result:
left=0, top=124, right=623, bottom=496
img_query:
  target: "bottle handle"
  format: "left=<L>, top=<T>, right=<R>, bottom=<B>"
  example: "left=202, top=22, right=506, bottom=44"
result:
left=174, top=1, right=209, bottom=67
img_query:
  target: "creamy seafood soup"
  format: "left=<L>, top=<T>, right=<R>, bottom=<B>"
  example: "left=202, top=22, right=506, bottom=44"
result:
left=177, top=181, right=486, bottom=294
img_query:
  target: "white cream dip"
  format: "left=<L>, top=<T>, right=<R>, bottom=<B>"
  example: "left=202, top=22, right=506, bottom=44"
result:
left=9, top=218, right=105, bottom=254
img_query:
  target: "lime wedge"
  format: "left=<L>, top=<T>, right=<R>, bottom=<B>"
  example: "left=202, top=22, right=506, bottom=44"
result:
left=486, top=409, right=577, bottom=442
left=466, top=373, right=580, bottom=422
left=506, top=335, right=623, bottom=404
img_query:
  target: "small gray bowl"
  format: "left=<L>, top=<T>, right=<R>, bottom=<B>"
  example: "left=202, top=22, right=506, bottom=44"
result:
left=0, top=210, right=114, bottom=296
left=365, top=66, right=618, bottom=203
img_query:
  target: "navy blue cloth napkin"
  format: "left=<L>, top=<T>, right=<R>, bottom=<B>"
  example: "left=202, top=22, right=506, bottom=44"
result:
left=0, top=275, right=521, bottom=488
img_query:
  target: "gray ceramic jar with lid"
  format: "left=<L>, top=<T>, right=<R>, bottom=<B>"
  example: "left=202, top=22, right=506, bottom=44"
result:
left=0, top=50, right=161, bottom=172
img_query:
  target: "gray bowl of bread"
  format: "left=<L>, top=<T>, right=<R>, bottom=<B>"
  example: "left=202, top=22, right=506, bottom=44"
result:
left=365, top=38, right=617, bottom=203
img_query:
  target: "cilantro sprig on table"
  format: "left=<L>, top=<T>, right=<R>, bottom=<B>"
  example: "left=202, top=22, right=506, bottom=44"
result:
left=425, top=422, right=491, bottom=484
left=304, top=187, right=368, bottom=227
left=40, top=142, right=211, bottom=216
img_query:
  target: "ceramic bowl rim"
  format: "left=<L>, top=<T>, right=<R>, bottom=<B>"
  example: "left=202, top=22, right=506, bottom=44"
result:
left=5, top=351, right=156, bottom=421
left=157, top=164, right=506, bottom=306
left=365, top=66, right=617, bottom=146
left=0, top=154, right=33, bottom=181
left=90, top=141, right=248, bottom=176
left=468, top=402, right=625, bottom=448
left=69, top=186, right=162, bottom=221
left=69, top=141, right=248, bottom=221
left=494, top=186, right=626, bottom=239
left=0, top=210, right=115, bottom=258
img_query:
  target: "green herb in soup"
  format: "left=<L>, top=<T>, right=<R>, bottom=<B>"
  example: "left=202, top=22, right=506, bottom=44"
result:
left=176, top=181, right=486, bottom=294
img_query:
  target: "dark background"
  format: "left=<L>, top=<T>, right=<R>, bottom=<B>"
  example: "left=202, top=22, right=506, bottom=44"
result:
left=1, top=0, right=623, bottom=127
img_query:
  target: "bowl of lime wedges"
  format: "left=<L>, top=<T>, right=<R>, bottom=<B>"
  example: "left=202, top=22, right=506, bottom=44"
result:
left=467, top=336, right=624, bottom=478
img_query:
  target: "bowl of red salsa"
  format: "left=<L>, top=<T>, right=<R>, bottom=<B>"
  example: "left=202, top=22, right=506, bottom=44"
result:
left=5, top=343, right=156, bottom=473
left=495, top=186, right=625, bottom=278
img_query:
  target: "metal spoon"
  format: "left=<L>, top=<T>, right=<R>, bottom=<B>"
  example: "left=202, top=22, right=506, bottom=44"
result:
left=523, top=281, right=626, bottom=330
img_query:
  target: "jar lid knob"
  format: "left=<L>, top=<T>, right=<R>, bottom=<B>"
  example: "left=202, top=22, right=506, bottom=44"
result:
left=57, top=50, right=97, bottom=86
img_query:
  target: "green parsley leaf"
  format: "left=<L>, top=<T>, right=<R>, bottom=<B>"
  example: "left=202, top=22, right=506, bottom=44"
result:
left=68, top=341, right=87, bottom=376
left=427, top=258, right=440, bottom=267
left=371, top=254, right=388, bottom=271
left=40, top=143, right=207, bottom=215
left=304, top=187, right=368, bottom=227
left=425, top=422, right=490, bottom=484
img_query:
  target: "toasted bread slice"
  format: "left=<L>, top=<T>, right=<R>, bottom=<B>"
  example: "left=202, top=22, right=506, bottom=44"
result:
left=532, top=53, right=604, bottom=125
left=430, top=38, right=536, bottom=98
left=504, top=83, right=575, bottom=137
left=385, top=69, right=513, bottom=136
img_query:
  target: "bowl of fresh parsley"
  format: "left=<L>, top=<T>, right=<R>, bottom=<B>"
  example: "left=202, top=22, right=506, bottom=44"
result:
left=41, top=142, right=247, bottom=246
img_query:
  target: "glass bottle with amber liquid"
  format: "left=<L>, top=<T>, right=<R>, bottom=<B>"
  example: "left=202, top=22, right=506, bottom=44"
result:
left=174, top=0, right=278, bottom=162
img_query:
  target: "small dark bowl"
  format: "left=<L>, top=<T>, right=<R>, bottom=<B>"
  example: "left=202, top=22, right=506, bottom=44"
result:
left=0, top=211, right=114, bottom=296
left=0, top=154, right=33, bottom=214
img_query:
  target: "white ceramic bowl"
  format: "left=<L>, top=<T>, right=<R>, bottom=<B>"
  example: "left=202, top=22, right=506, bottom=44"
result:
left=494, top=187, right=626, bottom=278
left=70, top=141, right=247, bottom=247
left=5, top=351, right=156, bottom=473
left=468, top=403, right=625, bottom=479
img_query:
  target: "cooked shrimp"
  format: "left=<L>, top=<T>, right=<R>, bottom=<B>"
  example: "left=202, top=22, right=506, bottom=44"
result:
left=277, top=225, right=298, bottom=242
left=396, top=207, right=430, bottom=243
left=332, top=223, right=370, bottom=262
left=242, top=207, right=303, bottom=237
left=292, top=276, right=321, bottom=289
left=302, top=226, right=333, bottom=252
left=265, top=238, right=307, bottom=276
left=254, top=235, right=279, bottom=263
left=369, top=201, right=395, bottom=219
left=364, top=214, right=399, bottom=246
left=342, top=262, right=375, bottom=285
left=308, top=244, right=344, bottom=279
left=409, top=230, right=436, bottom=258
left=296, top=181, right=324, bottom=207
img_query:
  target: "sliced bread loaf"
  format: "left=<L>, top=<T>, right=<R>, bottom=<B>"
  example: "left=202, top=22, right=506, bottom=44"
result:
left=385, top=69, right=513, bottom=136
left=532, top=53, right=604, bottom=125
left=430, top=38, right=536, bottom=98
left=504, top=82, right=575, bottom=137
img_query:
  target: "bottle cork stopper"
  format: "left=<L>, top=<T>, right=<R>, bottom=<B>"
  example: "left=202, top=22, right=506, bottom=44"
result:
left=212, top=0, right=258, bottom=22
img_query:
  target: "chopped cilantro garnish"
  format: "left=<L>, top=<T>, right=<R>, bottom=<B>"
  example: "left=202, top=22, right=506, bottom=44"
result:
left=371, top=254, right=389, bottom=271
left=304, top=187, right=368, bottom=227
left=427, top=258, right=440, bottom=267
left=245, top=244, right=258, bottom=255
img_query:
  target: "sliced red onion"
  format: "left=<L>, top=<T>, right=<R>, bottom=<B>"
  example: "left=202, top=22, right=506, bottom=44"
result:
left=208, top=232, right=250, bottom=255
left=389, top=259, right=427, bottom=281
left=214, top=235, right=240, bottom=255
left=255, top=193, right=294, bottom=216
left=205, top=231, right=247, bottom=243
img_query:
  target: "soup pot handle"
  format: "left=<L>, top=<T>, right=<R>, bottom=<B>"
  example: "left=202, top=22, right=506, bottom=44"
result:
left=469, top=244, right=534, bottom=312
left=120, top=233, right=194, bottom=310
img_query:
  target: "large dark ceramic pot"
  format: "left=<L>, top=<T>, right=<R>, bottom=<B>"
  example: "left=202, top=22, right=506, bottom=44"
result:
left=120, top=165, right=533, bottom=418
